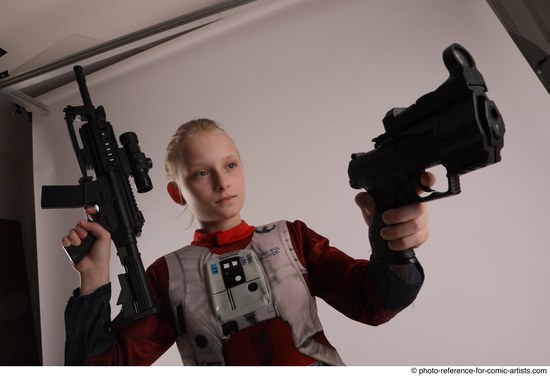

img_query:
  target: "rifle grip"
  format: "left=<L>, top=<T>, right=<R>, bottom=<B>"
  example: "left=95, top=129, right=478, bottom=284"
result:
left=64, top=233, right=96, bottom=266
left=369, top=212, right=418, bottom=264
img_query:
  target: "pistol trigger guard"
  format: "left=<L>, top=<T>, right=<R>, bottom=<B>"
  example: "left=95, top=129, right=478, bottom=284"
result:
left=418, top=175, right=462, bottom=203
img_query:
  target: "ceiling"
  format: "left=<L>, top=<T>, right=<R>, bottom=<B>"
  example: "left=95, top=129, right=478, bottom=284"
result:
left=0, top=0, right=278, bottom=112
left=0, top=0, right=227, bottom=75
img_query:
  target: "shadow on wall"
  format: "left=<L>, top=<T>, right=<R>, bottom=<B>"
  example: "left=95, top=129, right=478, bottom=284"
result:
left=0, top=219, right=41, bottom=365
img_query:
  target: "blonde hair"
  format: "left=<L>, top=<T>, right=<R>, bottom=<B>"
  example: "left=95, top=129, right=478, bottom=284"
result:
left=164, top=118, right=226, bottom=183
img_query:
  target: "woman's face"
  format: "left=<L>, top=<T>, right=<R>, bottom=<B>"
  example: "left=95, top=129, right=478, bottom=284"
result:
left=177, top=129, right=245, bottom=233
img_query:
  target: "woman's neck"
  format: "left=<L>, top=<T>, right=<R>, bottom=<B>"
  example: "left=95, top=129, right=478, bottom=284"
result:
left=199, top=215, right=243, bottom=234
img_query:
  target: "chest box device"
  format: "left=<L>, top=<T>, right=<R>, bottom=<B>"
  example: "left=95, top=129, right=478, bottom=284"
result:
left=205, top=249, right=270, bottom=322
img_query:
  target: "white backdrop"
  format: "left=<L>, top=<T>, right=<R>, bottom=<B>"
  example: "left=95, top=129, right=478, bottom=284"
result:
left=33, top=0, right=550, bottom=366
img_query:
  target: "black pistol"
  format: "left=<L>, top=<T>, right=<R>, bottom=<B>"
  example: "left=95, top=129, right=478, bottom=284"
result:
left=41, top=66, right=159, bottom=328
left=348, top=43, right=505, bottom=264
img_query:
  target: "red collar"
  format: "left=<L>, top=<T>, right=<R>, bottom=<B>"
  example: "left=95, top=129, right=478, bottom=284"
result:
left=192, top=221, right=255, bottom=247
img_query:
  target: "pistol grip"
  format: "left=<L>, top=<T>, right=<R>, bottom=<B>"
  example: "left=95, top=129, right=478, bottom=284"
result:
left=369, top=212, right=418, bottom=264
left=64, top=233, right=96, bottom=266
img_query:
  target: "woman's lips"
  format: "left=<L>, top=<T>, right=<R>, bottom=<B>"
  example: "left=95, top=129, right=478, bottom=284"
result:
left=216, top=195, right=237, bottom=204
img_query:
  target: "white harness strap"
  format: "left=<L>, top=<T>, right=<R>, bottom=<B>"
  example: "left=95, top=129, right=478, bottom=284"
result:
left=165, top=221, right=345, bottom=366
left=251, top=222, right=344, bottom=365
left=250, top=223, right=322, bottom=343
left=165, top=246, right=225, bottom=365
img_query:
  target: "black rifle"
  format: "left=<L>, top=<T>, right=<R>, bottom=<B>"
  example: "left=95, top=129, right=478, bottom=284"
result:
left=41, top=66, right=159, bottom=328
left=348, top=43, right=505, bottom=264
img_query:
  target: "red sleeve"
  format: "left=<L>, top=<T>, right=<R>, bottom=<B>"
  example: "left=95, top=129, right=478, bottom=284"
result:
left=85, top=257, right=177, bottom=365
left=286, top=220, right=421, bottom=326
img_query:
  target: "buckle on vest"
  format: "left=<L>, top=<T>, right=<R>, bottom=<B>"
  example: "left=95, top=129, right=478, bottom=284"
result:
left=222, top=321, right=239, bottom=336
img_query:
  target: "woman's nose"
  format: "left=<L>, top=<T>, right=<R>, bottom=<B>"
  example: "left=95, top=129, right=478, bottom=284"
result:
left=216, top=184, right=228, bottom=192
left=215, top=173, right=230, bottom=191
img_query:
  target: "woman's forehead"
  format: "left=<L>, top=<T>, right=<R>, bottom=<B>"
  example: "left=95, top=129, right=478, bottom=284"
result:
left=182, top=130, right=239, bottom=162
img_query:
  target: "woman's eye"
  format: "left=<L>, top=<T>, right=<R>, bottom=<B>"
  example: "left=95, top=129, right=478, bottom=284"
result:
left=194, top=170, right=209, bottom=178
left=228, top=162, right=237, bottom=169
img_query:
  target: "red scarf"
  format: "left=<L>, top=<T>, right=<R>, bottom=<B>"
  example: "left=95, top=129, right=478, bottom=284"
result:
left=191, top=221, right=255, bottom=254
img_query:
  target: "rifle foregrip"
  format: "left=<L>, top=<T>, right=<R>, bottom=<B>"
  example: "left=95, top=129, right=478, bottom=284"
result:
left=63, top=233, right=96, bottom=266
left=369, top=212, right=418, bottom=264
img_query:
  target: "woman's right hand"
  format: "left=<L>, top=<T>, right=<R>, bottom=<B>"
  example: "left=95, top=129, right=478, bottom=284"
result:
left=61, top=208, right=112, bottom=295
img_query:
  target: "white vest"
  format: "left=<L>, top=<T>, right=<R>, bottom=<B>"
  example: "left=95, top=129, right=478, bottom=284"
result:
left=164, top=220, right=345, bottom=366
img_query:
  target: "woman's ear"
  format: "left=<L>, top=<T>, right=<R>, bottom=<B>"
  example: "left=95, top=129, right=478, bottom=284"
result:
left=167, top=182, right=186, bottom=206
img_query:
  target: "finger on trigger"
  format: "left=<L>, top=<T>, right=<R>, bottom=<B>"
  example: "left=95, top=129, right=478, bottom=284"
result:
left=85, top=204, right=99, bottom=221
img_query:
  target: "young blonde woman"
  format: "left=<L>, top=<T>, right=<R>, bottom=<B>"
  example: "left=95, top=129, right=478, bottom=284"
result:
left=62, top=119, right=434, bottom=366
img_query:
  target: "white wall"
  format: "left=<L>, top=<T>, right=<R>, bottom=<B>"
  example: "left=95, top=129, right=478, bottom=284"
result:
left=33, top=0, right=550, bottom=366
